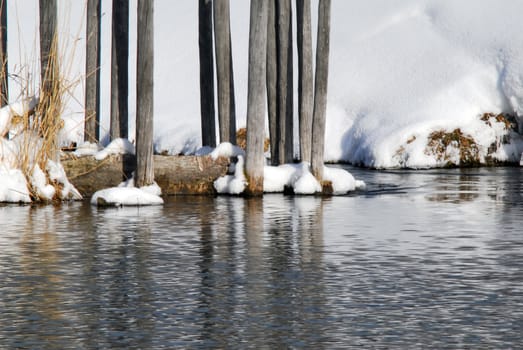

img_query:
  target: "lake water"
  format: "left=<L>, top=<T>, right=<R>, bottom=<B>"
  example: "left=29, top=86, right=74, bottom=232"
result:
left=1, top=166, right=522, bottom=349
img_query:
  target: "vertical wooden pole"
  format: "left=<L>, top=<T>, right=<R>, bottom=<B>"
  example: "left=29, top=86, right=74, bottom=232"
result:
left=39, top=0, right=57, bottom=88
left=311, top=0, right=331, bottom=183
left=296, top=0, right=313, bottom=164
left=110, top=0, right=129, bottom=140
left=135, top=0, right=154, bottom=187
left=199, top=0, right=216, bottom=147
left=245, top=0, right=268, bottom=196
left=266, top=0, right=279, bottom=165
left=276, top=0, right=293, bottom=164
left=39, top=0, right=60, bottom=161
left=0, top=0, right=7, bottom=107
left=213, top=0, right=236, bottom=144
left=85, top=0, right=101, bottom=143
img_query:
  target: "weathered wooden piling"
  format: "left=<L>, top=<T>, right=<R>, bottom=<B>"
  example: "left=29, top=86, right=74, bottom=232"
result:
left=85, top=0, right=101, bottom=143
left=39, top=0, right=60, bottom=161
left=266, top=0, right=279, bottom=165
left=213, top=0, right=236, bottom=144
left=296, top=0, right=313, bottom=164
left=245, top=0, right=268, bottom=196
left=135, top=0, right=155, bottom=187
left=199, top=0, right=216, bottom=147
left=276, top=0, right=294, bottom=164
left=0, top=0, right=7, bottom=107
left=311, top=0, right=331, bottom=182
left=110, top=0, right=129, bottom=140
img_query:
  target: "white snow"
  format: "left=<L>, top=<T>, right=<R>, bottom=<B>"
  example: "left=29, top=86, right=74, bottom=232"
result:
left=0, top=169, right=31, bottom=203
left=0, top=98, right=83, bottom=203
left=4, top=1, right=523, bottom=203
left=214, top=155, right=247, bottom=194
left=209, top=142, right=246, bottom=160
left=73, top=141, right=101, bottom=157
left=324, top=167, right=366, bottom=195
left=0, top=97, right=38, bottom=137
left=94, top=138, right=135, bottom=160
left=91, top=178, right=164, bottom=207
left=7, top=2, right=523, bottom=168
left=215, top=158, right=364, bottom=195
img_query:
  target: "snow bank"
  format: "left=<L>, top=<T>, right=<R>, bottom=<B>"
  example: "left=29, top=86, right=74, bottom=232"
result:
left=0, top=169, right=31, bottom=203
left=11, top=1, right=523, bottom=169
left=0, top=99, right=82, bottom=203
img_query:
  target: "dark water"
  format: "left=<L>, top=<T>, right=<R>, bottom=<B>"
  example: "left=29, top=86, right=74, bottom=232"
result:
left=1, top=166, right=522, bottom=349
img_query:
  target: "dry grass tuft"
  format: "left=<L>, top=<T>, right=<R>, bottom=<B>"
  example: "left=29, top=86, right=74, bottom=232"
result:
left=236, top=127, right=270, bottom=153
left=12, top=31, right=77, bottom=202
left=480, top=112, right=517, bottom=130
left=425, top=128, right=479, bottom=166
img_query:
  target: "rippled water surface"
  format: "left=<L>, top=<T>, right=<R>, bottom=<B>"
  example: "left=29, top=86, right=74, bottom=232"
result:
left=1, top=166, right=522, bottom=349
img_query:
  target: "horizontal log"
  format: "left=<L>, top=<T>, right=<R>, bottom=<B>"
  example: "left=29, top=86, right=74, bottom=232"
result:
left=61, top=154, right=230, bottom=197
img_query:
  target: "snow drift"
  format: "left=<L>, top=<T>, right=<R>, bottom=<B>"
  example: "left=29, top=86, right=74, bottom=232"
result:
left=8, top=1, right=523, bottom=169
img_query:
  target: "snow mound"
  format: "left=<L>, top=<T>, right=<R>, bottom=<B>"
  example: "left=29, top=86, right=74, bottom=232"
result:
left=91, top=179, right=163, bottom=207
left=214, top=155, right=247, bottom=194
left=95, top=138, right=135, bottom=160
left=0, top=169, right=31, bottom=203
left=73, top=141, right=101, bottom=157
left=0, top=99, right=83, bottom=204
left=215, top=158, right=365, bottom=196
left=324, top=167, right=366, bottom=194
left=210, top=142, right=246, bottom=160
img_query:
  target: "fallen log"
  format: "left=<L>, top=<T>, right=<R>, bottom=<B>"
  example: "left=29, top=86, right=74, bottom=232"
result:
left=61, top=154, right=230, bottom=197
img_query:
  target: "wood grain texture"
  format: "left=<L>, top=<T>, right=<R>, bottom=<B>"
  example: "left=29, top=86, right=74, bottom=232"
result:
left=62, top=155, right=230, bottom=196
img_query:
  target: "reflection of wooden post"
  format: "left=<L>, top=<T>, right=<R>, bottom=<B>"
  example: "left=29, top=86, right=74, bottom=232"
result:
left=266, top=0, right=278, bottom=165
left=311, top=0, right=331, bottom=182
left=245, top=0, right=268, bottom=196
left=85, top=0, right=101, bottom=142
left=135, top=0, right=154, bottom=187
left=199, top=0, right=216, bottom=147
left=296, top=0, right=313, bottom=164
left=213, top=0, right=236, bottom=144
left=276, top=0, right=293, bottom=164
left=0, top=0, right=7, bottom=107
left=110, top=0, right=129, bottom=140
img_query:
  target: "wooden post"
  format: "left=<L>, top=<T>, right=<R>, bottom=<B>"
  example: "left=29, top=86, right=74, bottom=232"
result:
left=85, top=0, right=101, bottom=143
left=39, top=0, right=57, bottom=88
left=311, top=0, right=331, bottom=182
left=199, top=0, right=216, bottom=147
left=135, top=0, right=154, bottom=187
left=213, top=0, right=236, bottom=144
left=296, top=0, right=313, bottom=164
left=266, top=0, right=279, bottom=165
left=276, top=0, right=293, bottom=164
left=110, top=0, right=129, bottom=140
left=0, top=0, right=7, bottom=107
left=245, top=0, right=268, bottom=196
left=39, top=0, right=60, bottom=161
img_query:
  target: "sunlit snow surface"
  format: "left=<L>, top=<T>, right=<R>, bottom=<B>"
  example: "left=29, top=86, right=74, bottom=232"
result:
left=7, top=1, right=523, bottom=168
left=91, top=180, right=163, bottom=207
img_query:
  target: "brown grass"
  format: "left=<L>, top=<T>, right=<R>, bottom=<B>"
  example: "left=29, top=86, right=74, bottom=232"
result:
left=425, top=128, right=479, bottom=166
left=13, top=32, right=71, bottom=201
left=236, top=127, right=270, bottom=152
left=480, top=112, right=516, bottom=130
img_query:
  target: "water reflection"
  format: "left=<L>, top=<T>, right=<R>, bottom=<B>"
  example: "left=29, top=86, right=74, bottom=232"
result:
left=0, top=167, right=523, bottom=348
